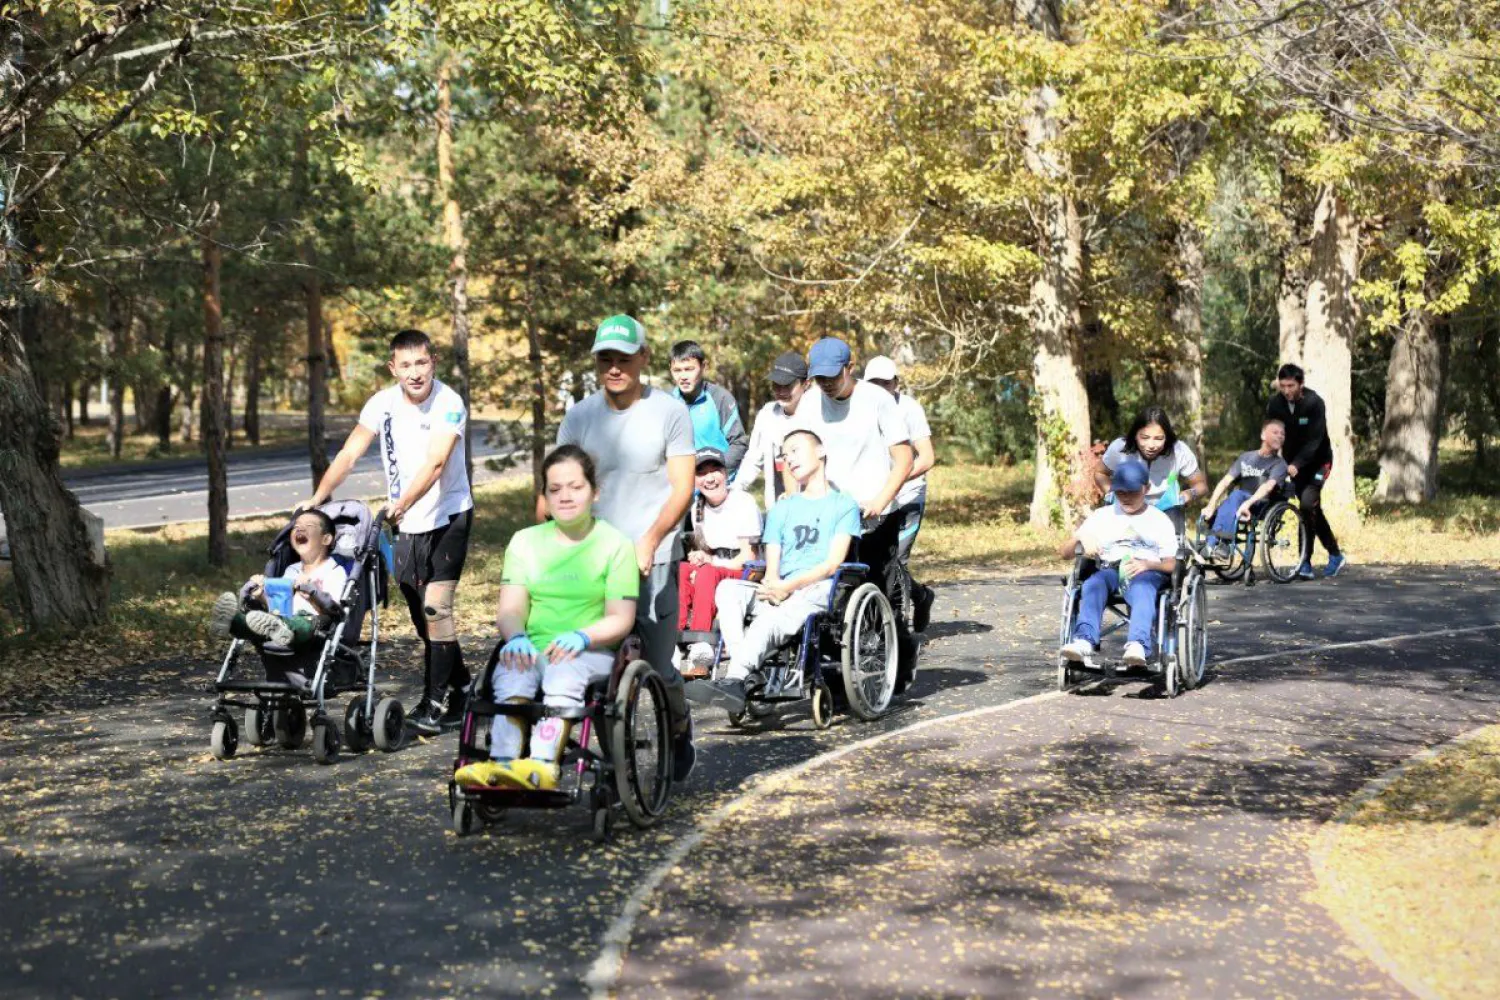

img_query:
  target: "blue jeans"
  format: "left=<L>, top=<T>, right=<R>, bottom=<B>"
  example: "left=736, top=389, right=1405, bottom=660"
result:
left=1210, top=489, right=1255, bottom=537
left=1072, top=567, right=1168, bottom=655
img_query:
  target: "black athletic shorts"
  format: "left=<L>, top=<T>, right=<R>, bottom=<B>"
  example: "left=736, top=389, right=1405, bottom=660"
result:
left=393, top=508, right=472, bottom=591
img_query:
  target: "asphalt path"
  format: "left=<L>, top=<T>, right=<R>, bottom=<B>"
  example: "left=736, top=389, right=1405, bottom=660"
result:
left=0, top=421, right=514, bottom=547
left=1, top=566, right=1497, bottom=999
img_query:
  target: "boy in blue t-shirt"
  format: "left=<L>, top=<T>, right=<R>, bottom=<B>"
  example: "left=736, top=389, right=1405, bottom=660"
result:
left=687, top=429, right=860, bottom=713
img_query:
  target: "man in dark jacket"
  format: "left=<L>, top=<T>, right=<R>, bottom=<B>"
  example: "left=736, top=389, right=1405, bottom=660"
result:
left=1265, top=363, right=1347, bottom=579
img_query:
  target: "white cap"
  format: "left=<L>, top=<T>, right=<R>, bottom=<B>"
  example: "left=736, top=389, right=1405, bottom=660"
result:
left=863, top=355, right=899, bottom=381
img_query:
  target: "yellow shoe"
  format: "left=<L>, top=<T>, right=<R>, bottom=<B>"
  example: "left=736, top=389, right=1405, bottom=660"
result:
left=502, top=758, right=561, bottom=791
left=454, top=760, right=511, bottom=788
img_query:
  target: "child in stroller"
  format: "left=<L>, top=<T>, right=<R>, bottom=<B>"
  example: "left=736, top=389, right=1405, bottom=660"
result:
left=209, top=509, right=347, bottom=686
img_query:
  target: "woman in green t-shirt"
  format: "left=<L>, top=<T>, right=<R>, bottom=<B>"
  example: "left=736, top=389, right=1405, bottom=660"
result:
left=455, top=445, right=639, bottom=792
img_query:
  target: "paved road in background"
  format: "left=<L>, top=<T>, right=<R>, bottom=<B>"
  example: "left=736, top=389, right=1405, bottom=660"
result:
left=1, top=566, right=1496, bottom=999
left=0, top=420, right=514, bottom=548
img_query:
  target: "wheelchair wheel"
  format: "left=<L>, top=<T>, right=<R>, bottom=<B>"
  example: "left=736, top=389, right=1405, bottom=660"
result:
left=1260, top=502, right=1305, bottom=583
left=811, top=678, right=834, bottom=730
left=1056, top=660, right=1075, bottom=692
left=840, top=583, right=899, bottom=721
left=1212, top=530, right=1250, bottom=583
left=610, top=660, right=673, bottom=829
left=1176, top=570, right=1209, bottom=690
left=1059, top=560, right=1083, bottom=646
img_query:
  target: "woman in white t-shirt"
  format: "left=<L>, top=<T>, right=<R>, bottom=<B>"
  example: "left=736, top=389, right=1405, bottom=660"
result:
left=678, top=447, right=761, bottom=674
left=1095, top=406, right=1208, bottom=534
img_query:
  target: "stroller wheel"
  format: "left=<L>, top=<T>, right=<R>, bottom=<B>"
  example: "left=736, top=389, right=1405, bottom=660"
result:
left=244, top=705, right=272, bottom=747
left=275, top=702, right=308, bottom=749
left=372, top=697, right=406, bottom=752
left=344, top=700, right=370, bottom=753
left=210, top=718, right=238, bottom=760
left=312, top=720, right=339, bottom=765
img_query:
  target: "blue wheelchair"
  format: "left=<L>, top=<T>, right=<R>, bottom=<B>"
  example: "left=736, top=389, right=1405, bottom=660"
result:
left=1057, top=541, right=1209, bottom=697
left=1196, top=490, right=1305, bottom=586
left=712, top=559, right=900, bottom=729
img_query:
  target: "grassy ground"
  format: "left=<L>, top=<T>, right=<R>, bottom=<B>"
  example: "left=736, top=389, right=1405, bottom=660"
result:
left=1315, top=726, right=1500, bottom=1000
left=3, top=459, right=1500, bottom=707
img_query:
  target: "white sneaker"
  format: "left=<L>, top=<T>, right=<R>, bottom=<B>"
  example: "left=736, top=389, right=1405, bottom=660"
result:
left=1122, top=642, right=1148, bottom=667
left=688, top=642, right=716, bottom=669
left=1060, top=639, right=1094, bottom=663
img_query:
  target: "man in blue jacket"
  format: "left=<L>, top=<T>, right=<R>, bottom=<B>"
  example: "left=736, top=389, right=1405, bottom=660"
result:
left=670, top=341, right=749, bottom=472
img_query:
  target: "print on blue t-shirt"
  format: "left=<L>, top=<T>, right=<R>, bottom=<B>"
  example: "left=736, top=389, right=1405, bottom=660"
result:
left=763, top=491, right=862, bottom=585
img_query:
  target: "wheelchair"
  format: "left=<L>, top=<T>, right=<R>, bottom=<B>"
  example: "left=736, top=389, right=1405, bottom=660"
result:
left=1195, top=490, right=1305, bottom=586
left=1057, top=542, right=1209, bottom=697
left=712, top=560, right=901, bottom=730
left=447, top=635, right=673, bottom=843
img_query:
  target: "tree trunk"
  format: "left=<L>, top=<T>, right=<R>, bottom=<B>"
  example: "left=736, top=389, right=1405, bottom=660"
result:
left=77, top=382, right=90, bottom=427
left=61, top=380, right=75, bottom=439
left=0, top=305, right=110, bottom=633
left=436, top=49, right=474, bottom=486
left=293, top=131, right=329, bottom=490
left=243, top=325, right=262, bottom=446
left=178, top=388, right=194, bottom=443
left=529, top=316, right=546, bottom=495
left=1019, top=0, right=1090, bottom=529
left=1301, top=184, right=1360, bottom=527
left=106, top=287, right=130, bottom=459
left=201, top=221, right=229, bottom=567
left=225, top=343, right=238, bottom=451
left=1375, top=305, right=1449, bottom=503
left=1156, top=221, right=1205, bottom=456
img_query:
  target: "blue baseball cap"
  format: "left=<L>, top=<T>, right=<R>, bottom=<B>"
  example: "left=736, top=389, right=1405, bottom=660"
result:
left=806, top=337, right=852, bottom=378
left=1111, top=460, right=1151, bottom=494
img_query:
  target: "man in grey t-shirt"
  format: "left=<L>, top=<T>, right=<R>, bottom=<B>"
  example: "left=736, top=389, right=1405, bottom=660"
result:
left=552, top=314, right=697, bottom=779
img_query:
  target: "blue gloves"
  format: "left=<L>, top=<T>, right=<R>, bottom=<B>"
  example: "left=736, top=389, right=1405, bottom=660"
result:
left=550, top=630, right=590, bottom=656
left=499, top=633, right=538, bottom=664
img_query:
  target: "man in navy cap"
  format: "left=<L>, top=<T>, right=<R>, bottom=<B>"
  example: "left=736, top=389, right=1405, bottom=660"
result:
left=791, top=336, right=917, bottom=689
left=1057, top=459, right=1180, bottom=668
left=734, top=351, right=811, bottom=510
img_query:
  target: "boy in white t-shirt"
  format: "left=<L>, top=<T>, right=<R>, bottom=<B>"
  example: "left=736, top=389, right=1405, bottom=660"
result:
left=305, top=329, right=474, bottom=734
left=210, top=510, right=348, bottom=655
left=678, top=447, right=761, bottom=674
left=1058, top=460, right=1179, bottom=668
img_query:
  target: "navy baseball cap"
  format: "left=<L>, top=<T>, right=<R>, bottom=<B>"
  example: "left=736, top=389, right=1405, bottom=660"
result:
left=768, top=351, right=809, bottom=385
left=694, top=447, right=727, bottom=469
left=1111, top=460, right=1151, bottom=494
left=806, top=337, right=852, bottom=378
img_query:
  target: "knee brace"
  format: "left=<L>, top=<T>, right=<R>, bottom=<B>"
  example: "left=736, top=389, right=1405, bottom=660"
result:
left=422, top=580, right=458, bottom=642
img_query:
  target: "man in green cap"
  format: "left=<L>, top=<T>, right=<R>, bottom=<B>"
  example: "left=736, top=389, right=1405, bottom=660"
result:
left=550, top=314, right=698, bottom=779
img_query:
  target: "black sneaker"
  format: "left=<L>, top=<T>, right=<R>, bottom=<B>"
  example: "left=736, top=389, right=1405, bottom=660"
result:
left=671, top=716, right=697, bottom=783
left=440, top=690, right=468, bottom=728
left=408, top=699, right=442, bottom=736
left=912, top=585, right=935, bottom=633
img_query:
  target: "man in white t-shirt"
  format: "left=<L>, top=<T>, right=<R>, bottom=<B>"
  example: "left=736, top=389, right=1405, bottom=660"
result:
left=791, top=337, right=918, bottom=689
left=552, top=314, right=698, bottom=781
left=863, top=355, right=937, bottom=633
left=1058, top=460, right=1179, bottom=668
left=305, top=329, right=474, bottom=735
left=733, top=352, right=810, bottom=509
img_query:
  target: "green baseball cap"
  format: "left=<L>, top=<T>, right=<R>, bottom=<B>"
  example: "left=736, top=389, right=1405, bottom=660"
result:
left=591, top=314, right=647, bottom=355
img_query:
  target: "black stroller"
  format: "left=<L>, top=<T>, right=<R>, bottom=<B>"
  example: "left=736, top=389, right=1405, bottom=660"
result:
left=208, top=500, right=405, bottom=764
